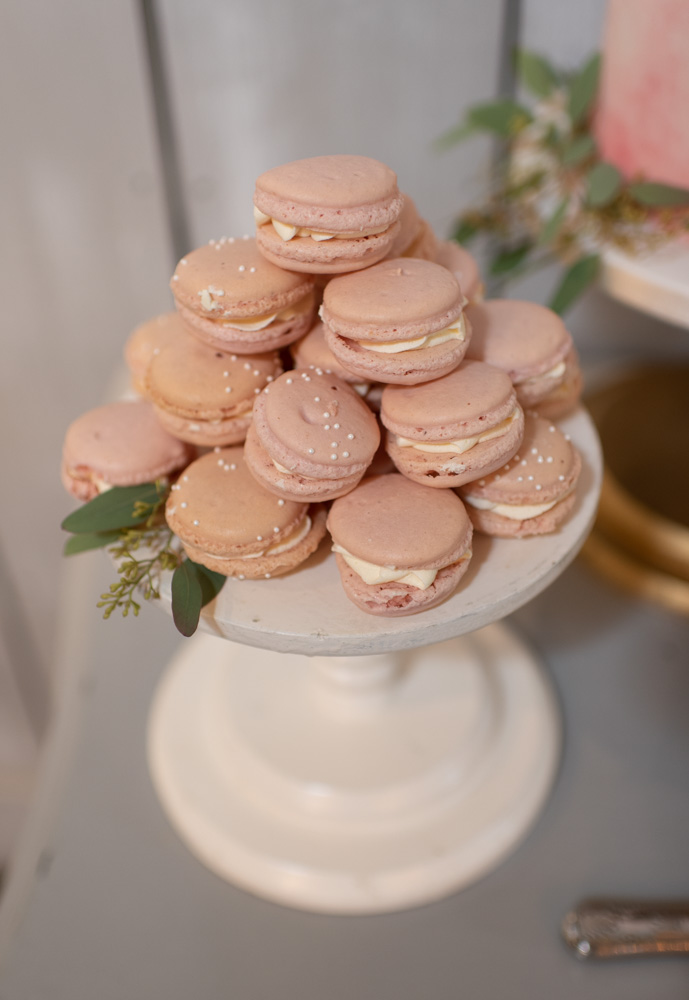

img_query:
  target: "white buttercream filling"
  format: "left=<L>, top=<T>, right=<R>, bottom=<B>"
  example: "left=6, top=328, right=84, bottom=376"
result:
left=332, top=544, right=470, bottom=590
left=517, top=360, right=566, bottom=387
left=396, top=408, right=519, bottom=455
left=221, top=292, right=314, bottom=330
left=254, top=205, right=390, bottom=242
left=463, top=490, right=572, bottom=521
left=361, top=314, right=466, bottom=354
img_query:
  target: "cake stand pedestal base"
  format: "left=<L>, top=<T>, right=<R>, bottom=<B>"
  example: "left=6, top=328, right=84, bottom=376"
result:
left=148, top=622, right=560, bottom=914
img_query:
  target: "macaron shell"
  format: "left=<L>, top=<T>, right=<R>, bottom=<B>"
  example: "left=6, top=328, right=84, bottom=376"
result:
left=124, top=312, right=186, bottom=395
left=322, top=258, right=464, bottom=341
left=380, top=360, right=518, bottom=440
left=62, top=401, right=193, bottom=488
left=153, top=406, right=252, bottom=447
left=171, top=238, right=313, bottom=319
left=402, top=220, right=439, bottom=262
left=461, top=489, right=578, bottom=538
left=323, top=324, right=469, bottom=386
left=384, top=194, right=423, bottom=257
left=181, top=505, right=327, bottom=579
left=253, top=155, right=402, bottom=231
left=146, top=337, right=281, bottom=421
left=459, top=414, right=581, bottom=507
left=290, top=321, right=367, bottom=385
left=528, top=349, right=583, bottom=418
left=327, top=473, right=473, bottom=570
left=465, top=300, right=572, bottom=382
left=175, top=294, right=315, bottom=354
left=165, top=448, right=307, bottom=558
left=384, top=406, right=524, bottom=488
left=435, top=241, right=483, bottom=302
left=252, top=369, right=380, bottom=476
left=334, top=553, right=471, bottom=617
left=244, top=423, right=364, bottom=502
left=255, top=222, right=400, bottom=274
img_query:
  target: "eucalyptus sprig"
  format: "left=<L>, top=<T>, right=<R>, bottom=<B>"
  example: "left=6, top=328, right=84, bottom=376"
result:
left=439, top=49, right=689, bottom=314
left=61, top=481, right=225, bottom=636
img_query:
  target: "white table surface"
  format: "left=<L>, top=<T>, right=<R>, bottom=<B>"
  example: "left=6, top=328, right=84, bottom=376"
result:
left=1, top=549, right=688, bottom=999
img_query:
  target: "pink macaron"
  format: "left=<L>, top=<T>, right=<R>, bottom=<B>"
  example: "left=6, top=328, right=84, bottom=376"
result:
left=290, top=320, right=372, bottom=396
left=124, top=311, right=186, bottom=397
left=465, top=300, right=580, bottom=412
left=244, top=368, right=381, bottom=502
left=61, top=400, right=194, bottom=501
left=435, top=240, right=483, bottom=303
left=381, top=360, right=524, bottom=488
left=170, top=237, right=316, bottom=354
left=166, top=447, right=327, bottom=579
left=253, top=155, right=403, bottom=274
left=385, top=194, right=438, bottom=261
left=145, top=335, right=282, bottom=447
left=327, top=474, right=473, bottom=616
left=458, top=413, right=582, bottom=537
left=320, top=258, right=470, bottom=385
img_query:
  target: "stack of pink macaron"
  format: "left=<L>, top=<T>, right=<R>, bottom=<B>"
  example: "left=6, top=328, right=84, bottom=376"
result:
left=62, top=153, right=583, bottom=617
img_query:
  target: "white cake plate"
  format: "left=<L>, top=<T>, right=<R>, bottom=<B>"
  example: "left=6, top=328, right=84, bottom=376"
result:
left=148, top=408, right=602, bottom=914
left=600, top=241, right=689, bottom=331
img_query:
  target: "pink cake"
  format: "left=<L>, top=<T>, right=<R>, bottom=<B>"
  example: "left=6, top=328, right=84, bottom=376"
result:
left=595, top=0, right=689, bottom=189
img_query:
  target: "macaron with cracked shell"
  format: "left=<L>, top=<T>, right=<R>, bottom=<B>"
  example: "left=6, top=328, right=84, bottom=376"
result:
left=434, top=240, right=484, bottom=303
left=327, top=474, right=473, bottom=617
left=145, top=335, right=282, bottom=447
left=458, top=412, right=582, bottom=537
left=320, top=257, right=470, bottom=385
left=165, top=447, right=327, bottom=579
left=61, top=400, right=194, bottom=501
left=244, top=368, right=381, bottom=503
left=381, top=359, right=524, bottom=488
left=124, top=311, right=187, bottom=397
left=253, top=155, right=403, bottom=274
left=465, top=299, right=581, bottom=412
left=170, top=237, right=316, bottom=354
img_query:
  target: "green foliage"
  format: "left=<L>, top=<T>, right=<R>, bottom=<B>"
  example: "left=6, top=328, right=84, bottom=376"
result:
left=561, top=134, right=597, bottom=167
left=61, top=482, right=163, bottom=534
left=171, top=559, right=226, bottom=637
left=549, top=255, right=600, bottom=315
left=515, top=50, right=559, bottom=97
left=585, top=162, right=622, bottom=208
left=539, top=199, right=568, bottom=246
left=567, top=53, right=601, bottom=124
left=628, top=182, right=689, bottom=207
left=490, top=243, right=532, bottom=276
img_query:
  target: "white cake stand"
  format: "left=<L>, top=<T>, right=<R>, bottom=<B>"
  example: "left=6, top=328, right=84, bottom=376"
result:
left=148, top=407, right=602, bottom=914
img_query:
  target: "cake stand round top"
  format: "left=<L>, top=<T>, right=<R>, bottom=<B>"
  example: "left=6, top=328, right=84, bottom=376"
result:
left=600, top=241, right=689, bottom=331
left=159, top=407, right=601, bottom=656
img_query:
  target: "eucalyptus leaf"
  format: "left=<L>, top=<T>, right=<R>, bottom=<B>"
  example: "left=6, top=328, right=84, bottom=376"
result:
left=539, top=198, right=569, bottom=246
left=561, top=133, right=597, bottom=167
left=171, top=559, right=203, bottom=637
left=63, top=531, right=121, bottom=556
left=628, top=182, right=689, bottom=207
left=452, top=218, right=479, bottom=244
left=585, top=162, right=622, bottom=208
left=567, top=53, right=601, bottom=125
left=467, top=99, right=532, bottom=138
left=193, top=562, right=226, bottom=608
left=515, top=49, right=559, bottom=97
left=549, top=254, right=600, bottom=315
left=61, top=483, right=162, bottom=534
left=490, top=243, right=532, bottom=276
left=434, top=121, right=476, bottom=151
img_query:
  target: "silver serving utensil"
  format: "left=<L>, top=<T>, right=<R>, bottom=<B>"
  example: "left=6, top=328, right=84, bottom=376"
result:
left=562, top=899, right=689, bottom=958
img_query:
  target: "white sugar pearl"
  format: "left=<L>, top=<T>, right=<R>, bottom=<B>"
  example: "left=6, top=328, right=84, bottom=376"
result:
left=218, top=459, right=224, bottom=466
left=257, top=535, right=263, bottom=541
left=230, top=464, right=236, bottom=470
left=238, top=574, right=245, bottom=580
left=253, top=369, right=260, bottom=376
left=278, top=499, right=285, bottom=506
left=547, top=456, right=553, bottom=463
left=265, top=573, right=271, bottom=579
left=273, top=527, right=280, bottom=533
left=331, top=453, right=338, bottom=460
left=181, top=502, right=187, bottom=508
left=333, top=423, right=340, bottom=429
left=286, top=378, right=293, bottom=384
left=559, top=475, right=565, bottom=481
left=531, top=448, right=538, bottom=455
left=225, top=386, right=232, bottom=393
left=527, top=475, right=534, bottom=481
left=323, top=412, right=330, bottom=418
left=324, top=424, right=330, bottom=430
left=308, top=448, right=315, bottom=454
left=314, top=396, right=320, bottom=402
left=536, top=484, right=542, bottom=491
left=249, top=266, right=256, bottom=273
left=342, top=451, right=349, bottom=458
left=238, top=265, right=245, bottom=272
left=347, top=433, right=354, bottom=440
left=193, top=519, right=199, bottom=526
left=517, top=476, right=523, bottom=482
left=537, top=456, right=544, bottom=463
left=331, top=442, right=338, bottom=448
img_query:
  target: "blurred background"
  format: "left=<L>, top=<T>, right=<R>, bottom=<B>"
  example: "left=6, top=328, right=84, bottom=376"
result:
left=1, top=0, right=688, bottom=993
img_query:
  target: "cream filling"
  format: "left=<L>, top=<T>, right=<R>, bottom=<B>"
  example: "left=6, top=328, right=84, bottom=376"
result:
left=221, top=292, right=314, bottom=330
left=396, top=408, right=519, bottom=455
left=332, top=543, right=470, bottom=591
left=517, top=360, right=566, bottom=387
left=254, top=206, right=390, bottom=243
left=361, top=314, right=466, bottom=354
left=241, top=515, right=312, bottom=558
left=462, top=488, right=573, bottom=521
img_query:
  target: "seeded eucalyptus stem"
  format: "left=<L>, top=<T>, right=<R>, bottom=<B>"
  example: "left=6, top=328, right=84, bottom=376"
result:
left=98, top=525, right=181, bottom=619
